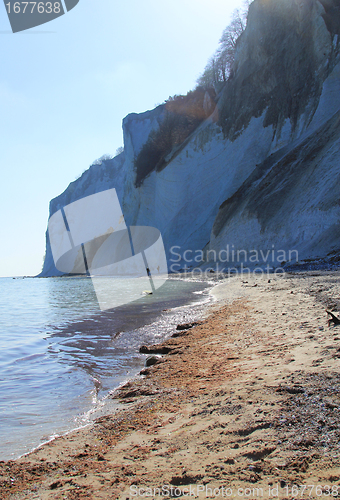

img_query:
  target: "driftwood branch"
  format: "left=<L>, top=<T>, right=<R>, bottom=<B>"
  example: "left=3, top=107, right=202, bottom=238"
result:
left=326, top=310, right=340, bottom=327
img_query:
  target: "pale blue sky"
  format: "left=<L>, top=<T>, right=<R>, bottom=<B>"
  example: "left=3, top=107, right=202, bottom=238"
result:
left=0, top=0, right=242, bottom=277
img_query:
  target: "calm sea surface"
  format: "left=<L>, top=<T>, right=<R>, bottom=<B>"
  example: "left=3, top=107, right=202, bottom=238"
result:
left=0, top=276, right=212, bottom=460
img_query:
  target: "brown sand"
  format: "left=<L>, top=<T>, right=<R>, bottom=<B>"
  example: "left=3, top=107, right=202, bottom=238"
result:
left=1, top=272, right=340, bottom=499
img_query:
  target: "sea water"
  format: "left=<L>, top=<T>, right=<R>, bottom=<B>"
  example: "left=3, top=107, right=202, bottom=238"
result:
left=0, top=276, right=212, bottom=460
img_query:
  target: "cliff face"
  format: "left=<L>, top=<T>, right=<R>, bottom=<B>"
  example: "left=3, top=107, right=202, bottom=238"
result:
left=219, top=0, right=340, bottom=141
left=210, top=0, right=340, bottom=267
left=41, top=0, right=340, bottom=277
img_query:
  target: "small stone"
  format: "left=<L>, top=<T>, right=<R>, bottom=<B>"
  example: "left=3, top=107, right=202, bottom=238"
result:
left=145, top=355, right=162, bottom=367
left=49, top=480, right=63, bottom=490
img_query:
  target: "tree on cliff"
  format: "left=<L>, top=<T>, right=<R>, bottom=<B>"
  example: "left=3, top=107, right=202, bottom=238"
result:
left=134, top=88, right=216, bottom=187
left=197, top=1, right=251, bottom=91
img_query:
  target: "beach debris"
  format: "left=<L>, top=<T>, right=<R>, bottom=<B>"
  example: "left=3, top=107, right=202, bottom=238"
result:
left=275, top=385, right=305, bottom=394
left=243, top=446, right=276, bottom=460
left=170, top=473, right=203, bottom=485
left=91, top=376, right=102, bottom=394
left=146, top=355, right=162, bottom=367
left=176, top=321, right=201, bottom=331
left=172, top=331, right=189, bottom=338
left=140, top=344, right=173, bottom=354
left=326, top=310, right=340, bottom=327
left=49, top=480, right=63, bottom=490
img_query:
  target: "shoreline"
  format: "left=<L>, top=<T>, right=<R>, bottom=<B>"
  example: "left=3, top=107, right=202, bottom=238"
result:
left=0, top=276, right=215, bottom=463
left=1, top=271, right=340, bottom=498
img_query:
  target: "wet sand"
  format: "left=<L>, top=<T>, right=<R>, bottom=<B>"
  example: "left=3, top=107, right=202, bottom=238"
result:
left=1, top=271, right=340, bottom=499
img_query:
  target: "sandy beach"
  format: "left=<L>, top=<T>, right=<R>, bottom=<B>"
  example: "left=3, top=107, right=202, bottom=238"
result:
left=1, top=271, right=340, bottom=499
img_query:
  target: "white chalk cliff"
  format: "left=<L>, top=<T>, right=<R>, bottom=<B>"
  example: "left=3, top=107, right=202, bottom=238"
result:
left=41, top=0, right=340, bottom=276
